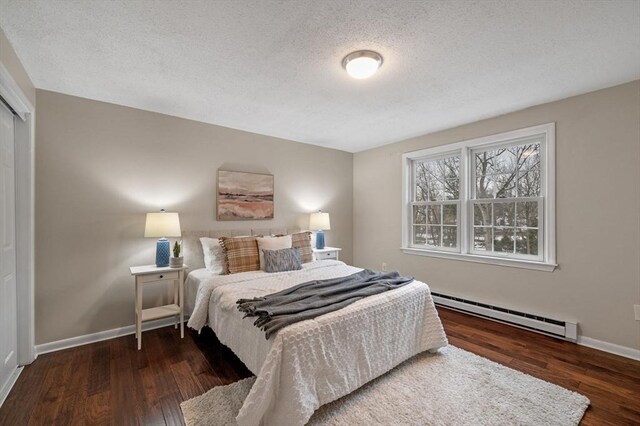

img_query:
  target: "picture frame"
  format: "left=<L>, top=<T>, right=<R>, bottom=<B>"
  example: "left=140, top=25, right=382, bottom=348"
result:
left=216, top=170, right=274, bottom=220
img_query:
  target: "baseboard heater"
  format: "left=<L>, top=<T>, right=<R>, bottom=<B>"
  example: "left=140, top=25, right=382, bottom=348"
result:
left=431, top=292, right=577, bottom=342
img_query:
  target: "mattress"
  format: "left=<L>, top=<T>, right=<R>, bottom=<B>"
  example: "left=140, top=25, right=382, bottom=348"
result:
left=185, top=266, right=276, bottom=374
left=186, top=260, right=448, bottom=426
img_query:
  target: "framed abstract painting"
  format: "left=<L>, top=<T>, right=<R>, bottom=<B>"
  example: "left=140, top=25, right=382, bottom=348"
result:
left=217, top=170, right=274, bottom=220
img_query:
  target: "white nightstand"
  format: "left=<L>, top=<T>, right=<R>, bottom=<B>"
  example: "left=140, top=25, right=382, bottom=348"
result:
left=313, top=246, right=342, bottom=261
left=130, top=264, right=187, bottom=350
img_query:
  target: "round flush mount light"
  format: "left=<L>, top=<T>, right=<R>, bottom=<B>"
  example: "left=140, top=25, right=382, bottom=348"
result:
left=342, top=50, right=383, bottom=79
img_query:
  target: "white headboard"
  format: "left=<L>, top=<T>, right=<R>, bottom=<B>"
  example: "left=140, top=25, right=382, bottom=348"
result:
left=182, top=227, right=302, bottom=272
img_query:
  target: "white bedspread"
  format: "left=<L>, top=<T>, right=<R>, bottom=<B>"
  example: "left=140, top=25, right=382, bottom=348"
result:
left=187, top=260, right=448, bottom=426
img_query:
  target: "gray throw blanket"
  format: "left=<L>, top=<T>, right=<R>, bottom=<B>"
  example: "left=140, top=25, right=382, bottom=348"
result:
left=236, top=269, right=414, bottom=339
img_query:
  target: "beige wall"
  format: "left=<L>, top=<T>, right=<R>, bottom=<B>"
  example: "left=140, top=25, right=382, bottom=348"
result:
left=354, top=81, right=640, bottom=351
left=0, top=26, right=35, bottom=107
left=35, top=90, right=353, bottom=344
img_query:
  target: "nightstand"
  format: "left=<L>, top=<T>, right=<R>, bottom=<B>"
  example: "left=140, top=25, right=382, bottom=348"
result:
left=130, top=264, right=187, bottom=350
left=313, top=246, right=342, bottom=261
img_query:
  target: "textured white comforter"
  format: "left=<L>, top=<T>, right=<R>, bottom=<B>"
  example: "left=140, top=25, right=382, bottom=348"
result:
left=187, top=260, right=448, bottom=426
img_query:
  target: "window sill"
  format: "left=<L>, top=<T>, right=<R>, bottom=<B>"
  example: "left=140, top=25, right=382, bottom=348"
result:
left=401, top=247, right=557, bottom=272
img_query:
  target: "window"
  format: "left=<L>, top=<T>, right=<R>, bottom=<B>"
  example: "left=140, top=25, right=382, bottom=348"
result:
left=402, top=123, right=556, bottom=271
left=411, top=154, right=460, bottom=250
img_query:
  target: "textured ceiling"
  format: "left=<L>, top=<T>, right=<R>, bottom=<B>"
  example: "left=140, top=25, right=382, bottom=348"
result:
left=1, top=0, right=639, bottom=152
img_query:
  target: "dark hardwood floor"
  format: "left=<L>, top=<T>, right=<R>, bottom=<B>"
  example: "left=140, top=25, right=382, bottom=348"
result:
left=1, top=308, right=638, bottom=425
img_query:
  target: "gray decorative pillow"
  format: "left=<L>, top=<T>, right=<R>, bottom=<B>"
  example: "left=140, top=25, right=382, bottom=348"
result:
left=262, top=248, right=302, bottom=273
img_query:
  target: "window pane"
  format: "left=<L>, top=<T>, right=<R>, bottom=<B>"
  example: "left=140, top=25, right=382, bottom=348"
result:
left=516, top=228, right=539, bottom=255
left=475, top=148, right=516, bottom=176
left=413, top=225, right=426, bottom=245
left=473, top=227, right=491, bottom=251
left=441, top=157, right=460, bottom=180
left=476, top=174, right=516, bottom=198
left=494, top=202, right=515, bottom=227
left=443, top=226, right=457, bottom=247
left=493, top=227, right=515, bottom=253
left=518, top=143, right=540, bottom=173
left=516, top=202, right=538, bottom=227
left=474, top=203, right=492, bottom=225
left=444, top=178, right=459, bottom=200
left=414, top=168, right=427, bottom=202
left=475, top=142, right=541, bottom=199
left=494, top=174, right=517, bottom=198
left=443, top=204, right=457, bottom=225
left=475, top=175, right=494, bottom=199
left=414, top=156, right=459, bottom=202
left=414, top=161, right=438, bottom=201
left=426, top=226, right=441, bottom=247
left=517, top=169, right=540, bottom=197
left=413, top=205, right=426, bottom=225
left=431, top=181, right=445, bottom=201
left=427, top=205, right=441, bottom=224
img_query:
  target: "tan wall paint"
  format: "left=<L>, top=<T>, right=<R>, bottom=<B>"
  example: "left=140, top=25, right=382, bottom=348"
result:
left=35, top=90, right=353, bottom=344
left=0, top=26, right=35, bottom=107
left=354, top=81, right=640, bottom=351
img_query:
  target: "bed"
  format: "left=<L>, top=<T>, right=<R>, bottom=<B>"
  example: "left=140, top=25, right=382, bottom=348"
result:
left=183, top=230, right=448, bottom=426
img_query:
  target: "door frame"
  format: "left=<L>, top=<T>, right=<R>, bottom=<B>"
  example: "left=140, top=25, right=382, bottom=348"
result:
left=0, top=61, right=35, bottom=365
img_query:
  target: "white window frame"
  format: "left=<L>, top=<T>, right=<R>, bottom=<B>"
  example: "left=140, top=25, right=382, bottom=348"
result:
left=401, top=123, right=556, bottom=272
left=410, top=151, right=462, bottom=252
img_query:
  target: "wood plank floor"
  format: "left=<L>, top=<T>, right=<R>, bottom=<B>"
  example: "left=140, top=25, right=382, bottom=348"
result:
left=1, top=308, right=638, bottom=425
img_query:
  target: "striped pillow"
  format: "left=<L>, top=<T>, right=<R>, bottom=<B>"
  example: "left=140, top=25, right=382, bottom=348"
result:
left=219, top=236, right=260, bottom=274
left=263, top=248, right=302, bottom=273
left=291, top=231, right=313, bottom=263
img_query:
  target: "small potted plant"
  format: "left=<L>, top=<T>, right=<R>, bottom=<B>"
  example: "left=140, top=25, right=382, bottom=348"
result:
left=170, top=240, right=183, bottom=268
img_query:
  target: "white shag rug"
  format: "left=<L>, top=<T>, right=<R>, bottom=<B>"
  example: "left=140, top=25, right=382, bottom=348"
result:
left=181, top=345, right=589, bottom=426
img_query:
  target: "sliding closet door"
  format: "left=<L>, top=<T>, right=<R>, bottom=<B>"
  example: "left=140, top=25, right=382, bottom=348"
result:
left=0, top=100, right=17, bottom=394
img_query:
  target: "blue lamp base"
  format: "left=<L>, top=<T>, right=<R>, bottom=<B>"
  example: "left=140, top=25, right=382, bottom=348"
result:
left=155, top=238, right=170, bottom=267
left=315, top=230, right=325, bottom=249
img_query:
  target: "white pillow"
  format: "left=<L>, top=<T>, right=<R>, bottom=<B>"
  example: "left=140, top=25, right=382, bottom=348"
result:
left=256, top=235, right=292, bottom=270
left=200, top=237, right=225, bottom=275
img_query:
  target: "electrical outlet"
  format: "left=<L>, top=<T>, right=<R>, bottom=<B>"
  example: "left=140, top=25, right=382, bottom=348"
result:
left=381, top=262, right=387, bottom=272
left=634, top=305, right=640, bottom=321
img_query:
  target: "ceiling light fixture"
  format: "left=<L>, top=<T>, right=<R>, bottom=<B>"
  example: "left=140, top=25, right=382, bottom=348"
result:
left=342, top=50, right=383, bottom=79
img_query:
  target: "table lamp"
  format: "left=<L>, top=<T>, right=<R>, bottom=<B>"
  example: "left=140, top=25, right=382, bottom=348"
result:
left=144, top=209, right=181, bottom=267
left=309, top=211, right=331, bottom=249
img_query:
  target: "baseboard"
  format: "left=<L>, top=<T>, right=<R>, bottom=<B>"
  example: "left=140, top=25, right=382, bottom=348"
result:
left=0, top=366, right=23, bottom=408
left=35, top=317, right=187, bottom=356
left=577, top=335, right=640, bottom=361
left=33, top=312, right=640, bottom=362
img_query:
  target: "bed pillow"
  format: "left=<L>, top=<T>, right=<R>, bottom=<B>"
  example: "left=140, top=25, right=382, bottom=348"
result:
left=262, top=248, right=302, bottom=273
left=291, top=231, right=313, bottom=263
left=256, top=235, right=292, bottom=271
left=219, top=236, right=260, bottom=274
left=199, top=237, right=225, bottom=275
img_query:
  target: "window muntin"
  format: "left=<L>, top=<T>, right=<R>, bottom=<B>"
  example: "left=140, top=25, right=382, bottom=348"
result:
left=411, top=155, right=460, bottom=251
left=402, top=124, right=555, bottom=269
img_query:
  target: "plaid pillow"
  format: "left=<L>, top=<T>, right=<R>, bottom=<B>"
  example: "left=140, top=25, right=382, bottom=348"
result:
left=219, top=236, right=260, bottom=274
left=291, top=231, right=313, bottom=263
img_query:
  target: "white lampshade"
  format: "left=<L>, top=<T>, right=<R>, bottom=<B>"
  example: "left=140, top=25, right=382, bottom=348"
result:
left=309, top=211, right=331, bottom=231
left=144, top=211, right=181, bottom=238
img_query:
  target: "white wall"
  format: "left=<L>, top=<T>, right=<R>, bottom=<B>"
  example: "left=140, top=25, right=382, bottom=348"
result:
left=353, top=81, right=640, bottom=352
left=35, top=90, right=353, bottom=344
